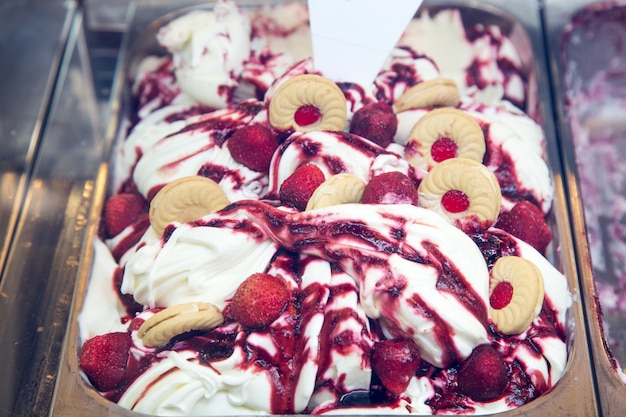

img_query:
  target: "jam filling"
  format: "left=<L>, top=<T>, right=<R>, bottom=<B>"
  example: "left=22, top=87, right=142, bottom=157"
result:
left=442, top=190, right=470, bottom=213
left=294, top=104, right=322, bottom=126
left=490, top=281, right=514, bottom=310
left=431, top=137, right=458, bottom=162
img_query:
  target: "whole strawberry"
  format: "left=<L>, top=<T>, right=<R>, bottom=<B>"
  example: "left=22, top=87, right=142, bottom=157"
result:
left=457, top=344, right=508, bottom=402
left=79, top=332, right=132, bottom=392
left=230, top=273, right=290, bottom=331
left=104, top=193, right=148, bottom=238
left=349, top=102, right=398, bottom=148
left=227, top=124, right=279, bottom=172
left=495, top=201, right=552, bottom=253
left=362, top=171, right=418, bottom=205
left=279, top=163, right=326, bottom=211
left=370, top=338, right=421, bottom=395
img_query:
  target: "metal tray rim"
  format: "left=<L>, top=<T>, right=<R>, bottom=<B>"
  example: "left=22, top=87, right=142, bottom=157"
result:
left=543, top=0, right=626, bottom=415
left=51, top=1, right=598, bottom=415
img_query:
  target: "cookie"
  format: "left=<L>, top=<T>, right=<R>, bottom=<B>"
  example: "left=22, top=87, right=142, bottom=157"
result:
left=393, top=78, right=461, bottom=112
left=269, top=74, right=347, bottom=133
left=417, top=157, right=501, bottom=232
left=405, top=107, right=485, bottom=171
left=489, top=256, right=545, bottom=335
left=306, top=173, right=365, bottom=210
left=138, top=301, right=224, bottom=347
left=149, top=176, right=230, bottom=237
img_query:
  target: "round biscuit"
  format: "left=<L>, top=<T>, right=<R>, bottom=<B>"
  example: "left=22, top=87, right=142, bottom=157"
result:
left=489, top=256, right=545, bottom=335
left=405, top=107, right=485, bottom=171
left=306, top=173, right=365, bottom=211
left=149, top=176, right=230, bottom=237
left=269, top=74, right=347, bottom=133
left=139, top=302, right=224, bottom=347
left=418, top=157, right=501, bottom=232
left=393, top=78, right=461, bottom=112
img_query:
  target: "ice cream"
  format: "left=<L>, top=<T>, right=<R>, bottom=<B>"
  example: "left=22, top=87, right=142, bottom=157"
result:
left=77, top=0, right=572, bottom=415
left=560, top=0, right=626, bottom=380
left=399, top=8, right=527, bottom=109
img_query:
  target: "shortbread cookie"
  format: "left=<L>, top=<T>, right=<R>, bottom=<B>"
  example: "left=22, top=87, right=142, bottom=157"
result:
left=149, top=176, right=230, bottom=237
left=306, top=173, right=365, bottom=211
left=138, top=302, right=224, bottom=347
left=269, top=74, right=347, bottom=133
left=418, top=158, right=501, bottom=232
left=393, top=78, right=461, bottom=112
left=489, top=256, right=545, bottom=335
left=405, top=108, right=485, bottom=171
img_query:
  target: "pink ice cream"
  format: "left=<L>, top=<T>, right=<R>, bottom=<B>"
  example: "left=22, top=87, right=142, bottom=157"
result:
left=561, top=0, right=626, bottom=379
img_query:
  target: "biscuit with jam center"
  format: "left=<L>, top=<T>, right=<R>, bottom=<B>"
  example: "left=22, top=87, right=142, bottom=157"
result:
left=269, top=74, right=347, bottom=133
left=489, top=256, right=545, bottom=335
left=406, top=107, right=485, bottom=171
left=418, top=157, right=501, bottom=232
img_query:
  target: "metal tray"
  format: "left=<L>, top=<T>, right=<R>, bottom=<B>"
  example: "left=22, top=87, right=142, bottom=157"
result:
left=51, top=0, right=597, bottom=415
left=544, top=0, right=626, bottom=415
left=0, top=0, right=75, bottom=275
left=0, top=4, right=107, bottom=415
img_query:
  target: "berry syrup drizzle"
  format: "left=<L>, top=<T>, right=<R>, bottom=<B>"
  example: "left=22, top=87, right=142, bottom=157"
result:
left=132, top=57, right=179, bottom=124
left=464, top=24, right=528, bottom=110
left=108, top=248, right=331, bottom=414
left=77, top=0, right=577, bottom=412
left=267, top=130, right=418, bottom=199
left=104, top=197, right=565, bottom=412
left=213, top=200, right=489, bottom=365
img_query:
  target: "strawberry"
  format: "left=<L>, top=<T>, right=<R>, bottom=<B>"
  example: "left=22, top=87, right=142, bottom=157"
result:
left=457, top=344, right=508, bottom=402
left=495, top=201, right=552, bottom=253
left=79, top=332, right=132, bottom=392
left=230, top=273, right=290, bottom=331
left=349, top=102, right=398, bottom=148
left=370, top=338, right=421, bottom=395
left=279, top=163, right=325, bottom=211
left=104, top=193, right=148, bottom=238
left=227, top=124, right=279, bottom=172
left=362, top=171, right=418, bottom=205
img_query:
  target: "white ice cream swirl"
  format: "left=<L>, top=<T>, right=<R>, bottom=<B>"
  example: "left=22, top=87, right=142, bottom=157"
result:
left=124, top=201, right=492, bottom=368
left=157, top=1, right=251, bottom=108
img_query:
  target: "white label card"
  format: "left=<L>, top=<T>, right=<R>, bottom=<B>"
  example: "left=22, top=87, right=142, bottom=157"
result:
left=308, top=0, right=423, bottom=85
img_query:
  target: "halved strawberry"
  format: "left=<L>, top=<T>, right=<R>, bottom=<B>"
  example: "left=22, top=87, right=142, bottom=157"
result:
left=495, top=201, right=552, bottom=253
left=230, top=273, right=290, bottom=331
left=362, top=171, right=418, bottom=205
left=227, top=124, right=279, bottom=172
left=104, top=193, right=148, bottom=238
left=279, top=163, right=325, bottom=211
left=79, top=332, right=132, bottom=392
left=349, top=102, right=398, bottom=148
left=371, top=338, right=421, bottom=395
left=457, top=344, right=508, bottom=402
